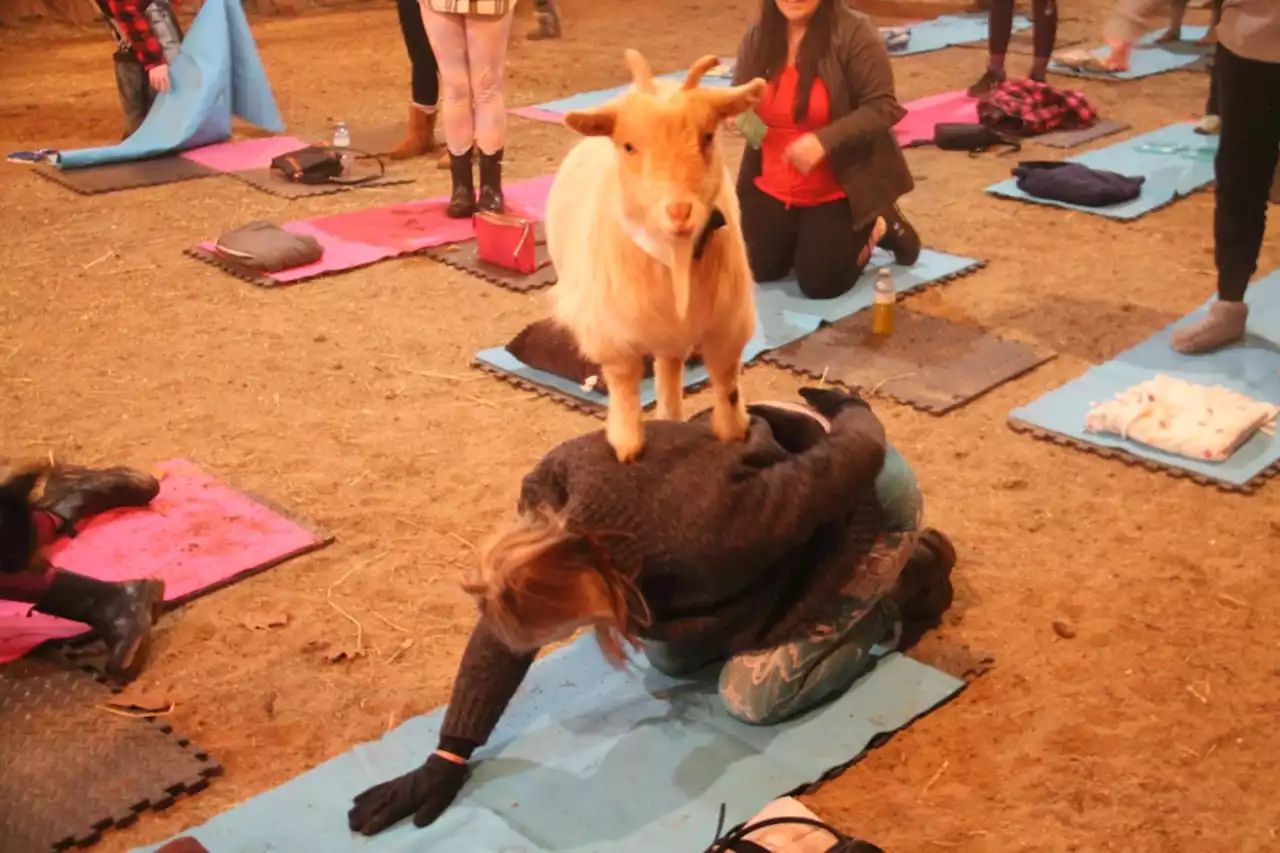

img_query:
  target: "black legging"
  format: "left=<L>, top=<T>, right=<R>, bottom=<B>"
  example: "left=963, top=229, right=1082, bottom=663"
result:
left=1205, top=0, right=1223, bottom=116
left=739, top=176, right=876, bottom=301
left=396, top=0, right=439, bottom=108
left=1212, top=45, right=1280, bottom=303
left=988, top=0, right=1057, bottom=59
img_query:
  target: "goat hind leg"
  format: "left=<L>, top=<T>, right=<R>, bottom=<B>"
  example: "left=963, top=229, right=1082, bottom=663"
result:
left=602, top=358, right=647, bottom=462
left=654, top=356, right=686, bottom=423
left=703, top=347, right=749, bottom=443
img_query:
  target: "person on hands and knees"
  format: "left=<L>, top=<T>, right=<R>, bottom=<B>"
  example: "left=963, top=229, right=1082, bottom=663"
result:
left=348, top=387, right=956, bottom=834
left=0, top=462, right=165, bottom=681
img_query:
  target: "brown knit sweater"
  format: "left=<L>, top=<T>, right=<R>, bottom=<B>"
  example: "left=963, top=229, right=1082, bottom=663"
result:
left=439, top=404, right=888, bottom=748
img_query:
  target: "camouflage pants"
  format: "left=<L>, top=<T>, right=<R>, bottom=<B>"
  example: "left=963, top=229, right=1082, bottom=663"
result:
left=647, top=445, right=923, bottom=726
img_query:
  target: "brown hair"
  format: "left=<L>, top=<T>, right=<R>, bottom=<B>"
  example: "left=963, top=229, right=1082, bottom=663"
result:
left=463, top=507, right=651, bottom=667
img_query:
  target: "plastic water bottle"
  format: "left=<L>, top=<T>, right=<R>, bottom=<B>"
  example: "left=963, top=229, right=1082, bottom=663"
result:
left=872, top=268, right=895, bottom=335
left=332, top=121, right=351, bottom=149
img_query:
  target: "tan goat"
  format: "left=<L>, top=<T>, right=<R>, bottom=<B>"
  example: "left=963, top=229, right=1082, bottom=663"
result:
left=546, top=50, right=767, bottom=462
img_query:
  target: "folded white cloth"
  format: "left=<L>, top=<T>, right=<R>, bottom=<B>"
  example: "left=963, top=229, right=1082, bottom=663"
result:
left=1084, top=374, right=1277, bottom=461
left=738, top=797, right=840, bottom=853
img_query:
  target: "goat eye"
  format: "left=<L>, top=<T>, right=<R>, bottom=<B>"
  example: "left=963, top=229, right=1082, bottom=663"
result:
left=623, top=142, right=636, bottom=153
left=702, top=132, right=715, bottom=146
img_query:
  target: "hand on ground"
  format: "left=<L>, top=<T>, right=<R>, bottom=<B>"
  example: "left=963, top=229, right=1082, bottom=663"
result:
left=347, top=754, right=468, bottom=835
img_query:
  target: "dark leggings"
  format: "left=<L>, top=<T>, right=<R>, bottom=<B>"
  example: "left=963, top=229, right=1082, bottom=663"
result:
left=1205, top=0, right=1222, bottom=116
left=396, top=0, right=440, bottom=108
left=1213, top=45, right=1280, bottom=303
left=988, top=0, right=1057, bottom=59
left=739, top=176, right=874, bottom=301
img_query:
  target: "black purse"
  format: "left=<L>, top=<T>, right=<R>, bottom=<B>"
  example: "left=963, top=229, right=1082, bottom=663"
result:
left=904, top=122, right=1022, bottom=157
left=269, top=146, right=386, bottom=185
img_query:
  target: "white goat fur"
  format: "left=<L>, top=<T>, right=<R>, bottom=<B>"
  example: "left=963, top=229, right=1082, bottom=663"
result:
left=545, top=52, right=766, bottom=462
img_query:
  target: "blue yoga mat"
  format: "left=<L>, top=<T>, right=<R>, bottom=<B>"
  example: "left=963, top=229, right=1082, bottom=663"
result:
left=1010, top=272, right=1280, bottom=488
left=56, top=0, right=283, bottom=170
left=987, top=122, right=1217, bottom=221
left=476, top=249, right=981, bottom=408
left=887, top=12, right=1029, bottom=57
left=527, top=68, right=733, bottom=115
left=1050, top=27, right=1211, bottom=80
left=132, top=638, right=963, bottom=853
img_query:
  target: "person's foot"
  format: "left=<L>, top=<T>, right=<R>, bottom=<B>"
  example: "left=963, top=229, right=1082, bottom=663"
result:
left=1194, top=114, right=1221, bottom=135
left=1155, top=27, right=1181, bottom=43
left=476, top=149, right=506, bottom=214
left=893, top=529, right=956, bottom=647
left=389, top=105, right=437, bottom=161
left=878, top=204, right=921, bottom=267
left=527, top=5, right=561, bottom=40
left=1170, top=300, right=1248, bottom=354
left=1197, top=28, right=1218, bottom=47
left=34, top=570, right=166, bottom=682
left=967, top=69, right=1006, bottom=97
left=36, top=464, right=160, bottom=536
left=446, top=148, right=477, bottom=219
left=858, top=217, right=887, bottom=267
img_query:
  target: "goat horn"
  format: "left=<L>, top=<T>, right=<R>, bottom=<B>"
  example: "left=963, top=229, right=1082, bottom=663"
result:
left=682, top=55, right=720, bottom=90
left=624, top=49, right=657, bottom=94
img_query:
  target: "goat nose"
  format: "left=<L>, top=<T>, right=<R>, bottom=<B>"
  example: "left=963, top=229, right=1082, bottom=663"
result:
left=666, top=201, right=693, bottom=224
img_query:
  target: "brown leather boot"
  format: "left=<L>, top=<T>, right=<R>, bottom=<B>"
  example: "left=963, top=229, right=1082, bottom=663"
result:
left=389, top=105, right=437, bottom=161
left=437, top=149, right=451, bottom=170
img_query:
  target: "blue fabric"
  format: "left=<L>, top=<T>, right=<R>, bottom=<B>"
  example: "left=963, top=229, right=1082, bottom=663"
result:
left=987, top=123, right=1217, bottom=220
left=888, top=12, right=1030, bottom=57
left=1050, top=27, right=1211, bottom=80
left=529, top=69, right=731, bottom=115
left=476, top=249, right=981, bottom=407
left=1010, top=272, right=1280, bottom=487
left=131, top=638, right=963, bottom=853
left=55, top=0, right=283, bottom=170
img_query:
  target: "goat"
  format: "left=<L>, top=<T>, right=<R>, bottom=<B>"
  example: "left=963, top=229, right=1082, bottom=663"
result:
left=545, top=50, right=767, bottom=462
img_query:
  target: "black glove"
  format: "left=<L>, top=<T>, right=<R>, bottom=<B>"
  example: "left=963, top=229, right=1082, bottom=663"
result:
left=798, top=386, right=869, bottom=418
left=348, top=753, right=468, bottom=836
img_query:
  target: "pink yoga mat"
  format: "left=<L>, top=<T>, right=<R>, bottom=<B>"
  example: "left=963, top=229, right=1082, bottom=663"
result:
left=894, top=90, right=979, bottom=147
left=0, top=458, right=330, bottom=664
left=199, top=172, right=555, bottom=283
left=181, top=136, right=310, bottom=172
left=511, top=106, right=565, bottom=125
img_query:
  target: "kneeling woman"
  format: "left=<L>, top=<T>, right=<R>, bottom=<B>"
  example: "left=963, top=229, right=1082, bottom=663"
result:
left=734, top=0, right=920, bottom=300
left=349, top=388, right=956, bottom=835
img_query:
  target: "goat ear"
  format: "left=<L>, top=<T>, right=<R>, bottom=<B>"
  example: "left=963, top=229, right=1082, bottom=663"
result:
left=564, top=106, right=618, bottom=138
left=704, top=78, right=768, bottom=118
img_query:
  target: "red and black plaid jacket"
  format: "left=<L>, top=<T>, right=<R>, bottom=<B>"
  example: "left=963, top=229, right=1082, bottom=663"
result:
left=103, top=0, right=177, bottom=70
left=978, top=79, right=1098, bottom=137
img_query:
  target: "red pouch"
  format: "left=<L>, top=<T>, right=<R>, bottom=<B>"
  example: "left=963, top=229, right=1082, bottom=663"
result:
left=474, top=211, right=537, bottom=274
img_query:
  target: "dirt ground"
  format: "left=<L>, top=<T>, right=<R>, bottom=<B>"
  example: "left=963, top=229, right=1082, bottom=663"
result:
left=2, top=1, right=1279, bottom=851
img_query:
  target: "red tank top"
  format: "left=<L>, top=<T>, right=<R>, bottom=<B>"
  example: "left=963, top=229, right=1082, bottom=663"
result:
left=754, top=66, right=847, bottom=208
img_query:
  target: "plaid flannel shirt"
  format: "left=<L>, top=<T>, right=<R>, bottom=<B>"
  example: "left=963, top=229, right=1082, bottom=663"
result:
left=977, top=79, right=1098, bottom=137
left=427, top=0, right=512, bottom=14
left=103, top=0, right=169, bottom=69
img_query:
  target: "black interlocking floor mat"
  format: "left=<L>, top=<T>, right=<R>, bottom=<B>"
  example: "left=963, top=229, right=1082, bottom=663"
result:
left=0, top=658, right=220, bottom=853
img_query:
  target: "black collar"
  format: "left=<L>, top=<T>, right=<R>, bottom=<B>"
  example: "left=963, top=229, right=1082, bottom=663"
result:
left=692, top=207, right=727, bottom=261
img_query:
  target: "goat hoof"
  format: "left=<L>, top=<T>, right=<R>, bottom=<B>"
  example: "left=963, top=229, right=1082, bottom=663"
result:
left=712, top=408, right=750, bottom=443
left=608, top=431, right=645, bottom=463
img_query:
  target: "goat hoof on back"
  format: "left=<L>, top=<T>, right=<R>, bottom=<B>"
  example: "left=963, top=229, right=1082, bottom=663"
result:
left=712, top=406, right=750, bottom=444
left=607, top=426, right=646, bottom=463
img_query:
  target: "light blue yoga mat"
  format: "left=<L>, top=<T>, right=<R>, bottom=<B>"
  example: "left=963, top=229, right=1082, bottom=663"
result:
left=476, top=249, right=982, bottom=409
left=987, top=122, right=1217, bottom=221
left=887, top=12, right=1029, bottom=57
left=524, top=67, right=733, bottom=116
left=1050, top=27, right=1211, bottom=80
left=132, top=638, right=963, bottom=853
left=56, top=0, right=283, bottom=170
left=1010, top=272, right=1280, bottom=488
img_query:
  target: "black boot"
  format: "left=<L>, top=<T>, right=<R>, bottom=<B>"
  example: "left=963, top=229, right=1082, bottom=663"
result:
left=34, top=569, right=166, bottom=681
left=447, top=148, right=477, bottom=219
left=477, top=148, right=506, bottom=214
left=878, top=204, right=922, bottom=267
left=36, top=464, right=160, bottom=537
left=892, top=528, right=955, bottom=648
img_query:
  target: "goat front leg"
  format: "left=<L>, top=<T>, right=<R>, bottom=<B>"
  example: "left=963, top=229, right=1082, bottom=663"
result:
left=653, top=356, right=686, bottom=423
left=602, top=357, right=647, bottom=463
left=702, top=344, right=749, bottom=443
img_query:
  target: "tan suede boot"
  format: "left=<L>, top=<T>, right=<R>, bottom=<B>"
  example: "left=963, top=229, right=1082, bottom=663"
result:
left=389, top=105, right=438, bottom=161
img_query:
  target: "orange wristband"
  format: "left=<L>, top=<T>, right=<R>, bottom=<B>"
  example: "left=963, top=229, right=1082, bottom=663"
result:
left=434, top=749, right=467, bottom=765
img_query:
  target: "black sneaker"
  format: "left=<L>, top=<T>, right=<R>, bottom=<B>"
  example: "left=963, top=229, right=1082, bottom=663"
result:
left=879, top=204, right=922, bottom=267
left=892, top=528, right=956, bottom=646
left=34, top=570, right=166, bottom=681
left=967, top=69, right=1006, bottom=97
left=37, top=464, right=160, bottom=535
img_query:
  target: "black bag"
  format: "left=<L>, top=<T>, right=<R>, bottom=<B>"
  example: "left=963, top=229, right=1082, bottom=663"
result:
left=904, top=122, right=1022, bottom=157
left=269, top=145, right=386, bottom=185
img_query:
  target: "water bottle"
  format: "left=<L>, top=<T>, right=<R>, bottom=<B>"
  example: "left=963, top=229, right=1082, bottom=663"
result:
left=872, top=268, right=895, bottom=335
left=332, top=121, right=351, bottom=149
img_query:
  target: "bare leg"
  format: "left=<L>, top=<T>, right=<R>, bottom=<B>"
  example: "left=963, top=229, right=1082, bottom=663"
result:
left=702, top=345, right=749, bottom=443
left=602, top=358, right=647, bottom=462
left=653, top=356, right=686, bottom=422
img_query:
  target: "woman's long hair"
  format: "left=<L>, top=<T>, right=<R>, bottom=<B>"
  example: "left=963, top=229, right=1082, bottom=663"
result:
left=463, top=507, right=650, bottom=667
left=750, top=0, right=838, bottom=123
